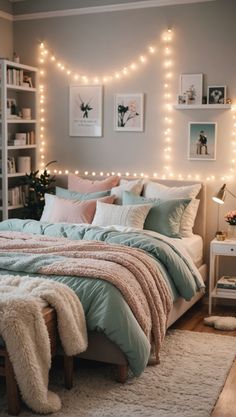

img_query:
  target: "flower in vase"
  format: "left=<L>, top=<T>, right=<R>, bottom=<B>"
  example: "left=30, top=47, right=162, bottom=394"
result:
left=224, top=210, right=236, bottom=225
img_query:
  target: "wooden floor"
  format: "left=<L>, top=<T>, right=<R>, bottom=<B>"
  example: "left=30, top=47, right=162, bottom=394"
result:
left=172, top=300, right=236, bottom=417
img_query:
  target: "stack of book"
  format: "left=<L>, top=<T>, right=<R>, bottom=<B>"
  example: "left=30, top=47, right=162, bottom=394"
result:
left=216, top=276, right=236, bottom=298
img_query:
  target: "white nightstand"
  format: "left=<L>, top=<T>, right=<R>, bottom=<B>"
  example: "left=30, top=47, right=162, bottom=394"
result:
left=209, top=238, right=236, bottom=314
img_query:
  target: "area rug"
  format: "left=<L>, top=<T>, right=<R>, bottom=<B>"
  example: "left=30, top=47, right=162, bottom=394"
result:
left=0, top=330, right=235, bottom=417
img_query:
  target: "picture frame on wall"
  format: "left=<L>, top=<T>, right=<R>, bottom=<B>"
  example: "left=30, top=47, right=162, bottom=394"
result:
left=69, top=85, right=103, bottom=137
left=179, top=73, right=203, bottom=105
left=188, top=122, right=217, bottom=161
left=114, top=93, right=144, bottom=132
left=207, top=86, right=226, bottom=104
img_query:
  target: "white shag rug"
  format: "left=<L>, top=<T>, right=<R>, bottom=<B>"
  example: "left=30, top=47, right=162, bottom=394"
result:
left=0, top=329, right=235, bottom=417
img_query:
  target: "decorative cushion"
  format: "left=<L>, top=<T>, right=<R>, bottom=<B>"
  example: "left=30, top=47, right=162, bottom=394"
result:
left=142, top=182, right=201, bottom=237
left=56, top=186, right=110, bottom=200
left=92, top=201, right=152, bottom=229
left=204, top=316, right=236, bottom=331
left=111, top=179, right=143, bottom=204
left=180, top=199, right=200, bottom=237
left=40, top=193, right=115, bottom=224
left=123, top=191, right=190, bottom=238
left=143, top=182, right=201, bottom=200
left=68, top=174, right=120, bottom=193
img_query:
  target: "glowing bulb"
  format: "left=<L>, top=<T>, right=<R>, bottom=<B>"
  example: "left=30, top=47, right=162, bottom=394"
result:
left=149, top=46, right=155, bottom=54
left=92, top=172, right=96, bottom=176
left=40, top=108, right=45, bottom=113
left=123, top=67, right=128, bottom=75
left=51, top=56, right=55, bottom=61
left=67, top=70, right=71, bottom=75
left=65, top=170, right=69, bottom=174
left=57, top=62, right=61, bottom=68
left=115, top=72, right=120, bottom=79
left=125, top=172, right=130, bottom=177
left=75, top=170, right=79, bottom=175
left=84, top=171, right=88, bottom=176
left=40, top=59, right=44, bottom=64
left=40, top=117, right=45, bottom=122
left=139, top=55, right=146, bottom=63
left=40, top=70, right=45, bottom=75
left=100, top=172, right=104, bottom=176
left=94, top=77, right=99, bottom=83
left=40, top=42, right=45, bottom=49
left=130, top=63, right=137, bottom=70
left=74, top=74, right=79, bottom=80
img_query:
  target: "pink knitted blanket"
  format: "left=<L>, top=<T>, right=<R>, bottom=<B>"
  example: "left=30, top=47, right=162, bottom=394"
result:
left=0, top=231, right=172, bottom=361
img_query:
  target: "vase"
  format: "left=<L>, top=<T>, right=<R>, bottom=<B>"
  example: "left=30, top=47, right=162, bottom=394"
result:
left=227, top=224, right=236, bottom=239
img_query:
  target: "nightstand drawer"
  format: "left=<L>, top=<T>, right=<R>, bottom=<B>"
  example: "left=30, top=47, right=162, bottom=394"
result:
left=212, top=243, right=236, bottom=255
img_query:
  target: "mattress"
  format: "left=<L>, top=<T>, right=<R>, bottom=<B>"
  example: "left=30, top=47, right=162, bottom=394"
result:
left=181, top=234, right=203, bottom=268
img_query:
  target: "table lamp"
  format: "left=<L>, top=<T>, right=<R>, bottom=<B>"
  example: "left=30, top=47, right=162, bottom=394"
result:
left=212, top=184, right=236, bottom=237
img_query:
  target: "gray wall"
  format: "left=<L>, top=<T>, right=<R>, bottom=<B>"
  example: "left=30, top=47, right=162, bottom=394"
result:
left=9, top=0, right=236, bottom=270
left=0, top=0, right=13, bottom=59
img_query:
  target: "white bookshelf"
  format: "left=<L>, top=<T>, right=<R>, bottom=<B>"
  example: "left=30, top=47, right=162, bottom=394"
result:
left=0, top=59, right=38, bottom=220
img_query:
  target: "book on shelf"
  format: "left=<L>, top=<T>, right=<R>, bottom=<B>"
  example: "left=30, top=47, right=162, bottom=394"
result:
left=216, top=276, right=236, bottom=290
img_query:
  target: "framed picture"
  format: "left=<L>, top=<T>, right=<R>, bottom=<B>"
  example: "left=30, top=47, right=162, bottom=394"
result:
left=207, top=86, right=226, bottom=104
left=69, top=85, right=103, bottom=137
left=188, top=122, right=217, bottom=161
left=179, top=73, right=203, bottom=105
left=114, top=93, right=144, bottom=132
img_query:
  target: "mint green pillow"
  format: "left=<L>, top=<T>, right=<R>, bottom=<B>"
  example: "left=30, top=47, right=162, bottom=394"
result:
left=123, top=191, right=191, bottom=238
left=56, top=186, right=110, bottom=200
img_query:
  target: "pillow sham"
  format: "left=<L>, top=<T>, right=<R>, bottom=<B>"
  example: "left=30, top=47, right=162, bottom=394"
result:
left=40, top=193, right=115, bottom=224
left=111, top=179, right=143, bottom=204
left=56, top=186, right=110, bottom=200
left=123, top=191, right=191, bottom=238
left=92, top=200, right=152, bottom=229
left=143, top=181, right=201, bottom=200
left=68, top=173, right=120, bottom=193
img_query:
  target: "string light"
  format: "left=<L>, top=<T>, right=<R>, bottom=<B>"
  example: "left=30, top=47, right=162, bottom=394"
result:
left=38, top=30, right=234, bottom=181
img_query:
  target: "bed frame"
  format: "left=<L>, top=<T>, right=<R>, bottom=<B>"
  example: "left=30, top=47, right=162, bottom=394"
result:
left=55, top=176, right=207, bottom=382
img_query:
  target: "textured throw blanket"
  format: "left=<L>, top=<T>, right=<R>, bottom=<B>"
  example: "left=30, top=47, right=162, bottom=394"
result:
left=0, top=274, right=88, bottom=414
left=0, top=231, right=172, bottom=363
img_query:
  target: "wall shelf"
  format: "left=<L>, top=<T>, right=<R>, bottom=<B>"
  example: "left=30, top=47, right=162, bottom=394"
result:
left=173, top=104, right=232, bottom=110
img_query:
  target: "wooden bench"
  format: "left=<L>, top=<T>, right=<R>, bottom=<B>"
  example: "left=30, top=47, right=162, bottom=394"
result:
left=0, top=306, right=74, bottom=415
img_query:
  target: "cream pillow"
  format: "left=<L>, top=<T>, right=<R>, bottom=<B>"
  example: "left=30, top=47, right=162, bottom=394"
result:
left=180, top=199, right=200, bottom=237
left=143, top=181, right=201, bottom=199
left=92, top=201, right=152, bottom=229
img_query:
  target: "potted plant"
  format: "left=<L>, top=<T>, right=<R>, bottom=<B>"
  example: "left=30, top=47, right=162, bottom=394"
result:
left=22, top=160, right=57, bottom=220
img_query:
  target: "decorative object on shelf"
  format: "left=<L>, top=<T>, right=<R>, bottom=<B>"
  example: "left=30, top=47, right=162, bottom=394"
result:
left=69, top=85, right=103, bottom=137
left=226, top=98, right=232, bottom=104
left=188, top=122, right=217, bottom=161
left=207, top=86, right=226, bottom=104
left=202, top=96, right=207, bottom=104
left=13, top=52, right=20, bottom=63
left=179, top=73, right=203, bottom=105
left=22, top=108, right=31, bottom=120
left=22, top=160, right=57, bottom=220
left=177, top=94, right=187, bottom=104
left=7, top=157, right=16, bottom=174
left=17, top=156, right=31, bottom=174
left=114, top=93, right=144, bottom=132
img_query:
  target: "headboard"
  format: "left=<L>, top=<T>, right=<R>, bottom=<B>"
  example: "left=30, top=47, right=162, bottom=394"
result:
left=55, top=175, right=206, bottom=242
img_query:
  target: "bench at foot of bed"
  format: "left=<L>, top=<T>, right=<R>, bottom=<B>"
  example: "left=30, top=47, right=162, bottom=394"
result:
left=0, top=307, right=74, bottom=416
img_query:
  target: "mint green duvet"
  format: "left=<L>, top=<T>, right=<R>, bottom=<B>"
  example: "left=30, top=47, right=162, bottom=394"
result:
left=0, top=219, right=204, bottom=376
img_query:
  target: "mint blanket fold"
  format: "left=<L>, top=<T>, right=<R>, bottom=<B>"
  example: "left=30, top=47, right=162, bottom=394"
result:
left=0, top=274, right=87, bottom=414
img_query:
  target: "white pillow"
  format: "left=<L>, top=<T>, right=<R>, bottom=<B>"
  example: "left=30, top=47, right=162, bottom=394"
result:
left=111, top=179, right=143, bottom=204
left=143, top=182, right=201, bottom=199
left=180, top=199, right=200, bottom=237
left=92, top=201, right=152, bottom=229
left=40, top=194, right=54, bottom=222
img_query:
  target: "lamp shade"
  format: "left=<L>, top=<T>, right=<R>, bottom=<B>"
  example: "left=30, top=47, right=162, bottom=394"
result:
left=212, top=184, right=226, bottom=205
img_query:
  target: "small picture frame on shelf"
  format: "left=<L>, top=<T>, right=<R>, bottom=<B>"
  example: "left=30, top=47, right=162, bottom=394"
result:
left=188, top=122, right=217, bottom=161
left=207, top=86, right=226, bottom=104
left=179, top=73, right=203, bottom=105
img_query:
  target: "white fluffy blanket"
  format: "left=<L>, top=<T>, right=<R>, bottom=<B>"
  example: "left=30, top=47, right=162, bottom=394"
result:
left=0, top=275, right=88, bottom=414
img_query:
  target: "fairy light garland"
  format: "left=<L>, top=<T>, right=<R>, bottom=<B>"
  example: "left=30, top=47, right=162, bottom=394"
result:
left=38, top=29, right=234, bottom=182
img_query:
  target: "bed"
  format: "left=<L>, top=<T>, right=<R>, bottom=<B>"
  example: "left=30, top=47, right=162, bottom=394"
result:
left=0, top=178, right=207, bottom=383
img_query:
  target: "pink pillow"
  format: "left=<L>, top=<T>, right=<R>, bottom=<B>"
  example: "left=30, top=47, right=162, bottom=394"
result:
left=43, top=194, right=115, bottom=224
left=68, top=174, right=120, bottom=193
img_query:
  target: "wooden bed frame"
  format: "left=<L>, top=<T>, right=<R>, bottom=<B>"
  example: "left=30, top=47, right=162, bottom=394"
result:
left=55, top=176, right=207, bottom=382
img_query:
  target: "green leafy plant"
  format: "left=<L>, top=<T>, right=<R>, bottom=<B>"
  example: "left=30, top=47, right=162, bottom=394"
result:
left=22, top=160, right=57, bottom=220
